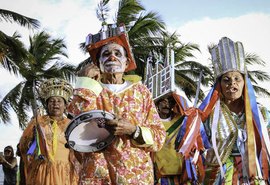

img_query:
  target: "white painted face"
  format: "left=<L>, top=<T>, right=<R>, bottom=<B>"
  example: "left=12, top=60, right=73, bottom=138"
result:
left=99, top=43, right=129, bottom=73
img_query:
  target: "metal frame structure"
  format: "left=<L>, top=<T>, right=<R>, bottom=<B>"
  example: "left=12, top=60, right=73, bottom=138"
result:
left=144, top=46, right=175, bottom=100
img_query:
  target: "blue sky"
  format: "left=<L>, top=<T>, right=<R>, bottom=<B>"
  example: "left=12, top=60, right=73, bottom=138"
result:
left=1, top=0, right=270, bottom=152
left=142, top=0, right=270, bottom=26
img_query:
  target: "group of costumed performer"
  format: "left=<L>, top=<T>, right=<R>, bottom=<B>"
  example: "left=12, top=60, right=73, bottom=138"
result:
left=173, top=37, right=270, bottom=184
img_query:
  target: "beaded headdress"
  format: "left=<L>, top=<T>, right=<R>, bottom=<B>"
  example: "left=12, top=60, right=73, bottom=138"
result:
left=85, top=23, right=136, bottom=72
left=210, top=37, right=246, bottom=78
left=39, top=78, right=73, bottom=103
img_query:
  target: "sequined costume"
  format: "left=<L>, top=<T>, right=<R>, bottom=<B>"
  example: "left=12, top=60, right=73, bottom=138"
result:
left=174, top=37, right=270, bottom=184
left=203, top=100, right=270, bottom=184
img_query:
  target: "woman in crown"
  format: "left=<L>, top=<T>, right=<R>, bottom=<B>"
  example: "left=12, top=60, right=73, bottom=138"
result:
left=175, top=37, right=270, bottom=184
left=18, top=78, right=79, bottom=185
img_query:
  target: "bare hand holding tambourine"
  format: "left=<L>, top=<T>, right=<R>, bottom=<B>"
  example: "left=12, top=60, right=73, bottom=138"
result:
left=104, top=117, right=136, bottom=136
left=65, top=110, right=139, bottom=153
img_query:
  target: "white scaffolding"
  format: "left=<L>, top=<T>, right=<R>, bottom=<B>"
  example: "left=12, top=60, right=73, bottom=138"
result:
left=144, top=46, right=175, bottom=100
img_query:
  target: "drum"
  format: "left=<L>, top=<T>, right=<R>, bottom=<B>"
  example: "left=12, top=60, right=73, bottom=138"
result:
left=65, top=110, right=115, bottom=152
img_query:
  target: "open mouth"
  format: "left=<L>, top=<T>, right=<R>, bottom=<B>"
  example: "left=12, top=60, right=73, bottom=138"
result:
left=52, top=107, right=60, bottom=111
left=227, top=87, right=238, bottom=93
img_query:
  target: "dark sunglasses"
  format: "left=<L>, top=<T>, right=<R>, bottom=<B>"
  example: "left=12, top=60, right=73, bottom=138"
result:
left=4, top=150, right=12, bottom=153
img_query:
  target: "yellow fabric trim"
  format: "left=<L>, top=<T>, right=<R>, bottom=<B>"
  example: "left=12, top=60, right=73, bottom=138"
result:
left=36, top=127, right=41, bottom=156
left=123, top=75, right=142, bottom=84
left=132, top=127, right=154, bottom=147
left=102, top=81, right=141, bottom=95
left=141, top=127, right=154, bottom=145
left=244, top=79, right=256, bottom=177
left=75, top=77, right=103, bottom=96
left=48, top=120, right=58, bottom=161
left=154, top=116, right=183, bottom=175
left=224, top=157, right=234, bottom=185
left=16, top=169, right=20, bottom=185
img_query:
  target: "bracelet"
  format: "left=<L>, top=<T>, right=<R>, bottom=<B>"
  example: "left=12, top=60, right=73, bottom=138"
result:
left=132, top=126, right=141, bottom=140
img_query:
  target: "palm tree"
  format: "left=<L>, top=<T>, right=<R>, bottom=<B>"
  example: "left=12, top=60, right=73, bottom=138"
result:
left=78, top=0, right=211, bottom=101
left=115, top=0, right=166, bottom=76
left=158, top=31, right=212, bottom=100
left=244, top=53, right=270, bottom=97
left=0, top=9, right=40, bottom=73
left=0, top=31, right=28, bottom=75
left=0, top=9, right=40, bottom=29
left=77, top=0, right=166, bottom=75
left=207, top=44, right=270, bottom=97
left=0, top=31, right=76, bottom=129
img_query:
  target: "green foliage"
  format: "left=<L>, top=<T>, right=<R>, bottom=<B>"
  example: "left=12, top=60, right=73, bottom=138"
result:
left=78, top=0, right=212, bottom=102
left=0, top=31, right=76, bottom=129
left=0, top=9, right=40, bottom=29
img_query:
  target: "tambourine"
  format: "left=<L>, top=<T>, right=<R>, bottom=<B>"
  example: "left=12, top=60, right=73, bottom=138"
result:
left=65, top=110, right=115, bottom=152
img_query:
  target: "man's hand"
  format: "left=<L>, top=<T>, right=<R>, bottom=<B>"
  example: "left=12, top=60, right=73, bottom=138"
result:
left=77, top=63, right=101, bottom=81
left=105, top=117, right=136, bottom=136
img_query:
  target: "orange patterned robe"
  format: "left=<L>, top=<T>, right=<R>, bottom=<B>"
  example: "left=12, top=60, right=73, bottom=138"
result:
left=19, top=116, right=79, bottom=185
left=68, top=77, right=166, bottom=185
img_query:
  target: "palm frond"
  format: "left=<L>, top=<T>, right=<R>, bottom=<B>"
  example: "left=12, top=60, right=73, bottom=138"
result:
left=0, top=30, right=76, bottom=127
left=248, top=70, right=270, bottom=83
left=116, top=0, right=144, bottom=25
left=175, top=71, right=205, bottom=100
left=245, top=53, right=265, bottom=66
left=0, top=9, right=40, bottom=29
left=96, top=0, right=110, bottom=24
left=252, top=85, right=270, bottom=97
left=128, top=11, right=165, bottom=39
left=76, top=57, right=92, bottom=72
left=0, top=82, right=24, bottom=124
left=0, top=31, right=27, bottom=75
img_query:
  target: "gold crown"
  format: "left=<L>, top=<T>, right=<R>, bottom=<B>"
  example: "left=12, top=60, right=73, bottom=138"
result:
left=39, top=78, right=73, bottom=103
left=210, top=37, right=246, bottom=78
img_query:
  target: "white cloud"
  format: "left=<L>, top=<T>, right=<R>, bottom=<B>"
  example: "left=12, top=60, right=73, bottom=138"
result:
left=1, top=0, right=101, bottom=64
left=1, top=0, right=122, bottom=65
left=0, top=107, right=23, bottom=152
left=177, top=13, right=270, bottom=65
left=175, top=13, right=270, bottom=109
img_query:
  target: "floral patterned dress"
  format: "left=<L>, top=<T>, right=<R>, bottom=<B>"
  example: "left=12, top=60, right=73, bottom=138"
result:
left=68, top=77, right=166, bottom=185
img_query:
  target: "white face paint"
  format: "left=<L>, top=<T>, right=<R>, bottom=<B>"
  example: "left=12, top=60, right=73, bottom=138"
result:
left=99, top=43, right=128, bottom=73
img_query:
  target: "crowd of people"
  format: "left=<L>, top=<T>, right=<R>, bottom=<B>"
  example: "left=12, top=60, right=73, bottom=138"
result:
left=1, top=23, right=270, bottom=185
